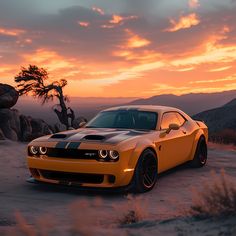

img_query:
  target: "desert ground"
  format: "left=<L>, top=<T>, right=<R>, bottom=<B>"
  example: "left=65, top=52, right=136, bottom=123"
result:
left=0, top=140, right=236, bottom=236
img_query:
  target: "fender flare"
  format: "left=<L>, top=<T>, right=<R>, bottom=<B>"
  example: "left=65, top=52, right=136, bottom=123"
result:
left=189, top=130, right=207, bottom=161
left=128, top=140, right=158, bottom=170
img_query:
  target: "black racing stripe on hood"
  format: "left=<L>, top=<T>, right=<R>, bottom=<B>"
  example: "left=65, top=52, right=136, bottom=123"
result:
left=67, top=142, right=81, bottom=149
left=55, top=142, right=68, bottom=149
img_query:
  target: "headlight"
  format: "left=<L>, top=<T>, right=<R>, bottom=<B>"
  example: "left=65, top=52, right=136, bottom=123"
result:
left=29, top=146, right=39, bottom=155
left=98, top=150, right=108, bottom=159
left=39, top=147, right=47, bottom=155
left=109, top=150, right=119, bottom=160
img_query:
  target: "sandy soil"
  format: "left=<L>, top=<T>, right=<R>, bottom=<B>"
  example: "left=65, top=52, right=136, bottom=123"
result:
left=0, top=140, right=236, bottom=235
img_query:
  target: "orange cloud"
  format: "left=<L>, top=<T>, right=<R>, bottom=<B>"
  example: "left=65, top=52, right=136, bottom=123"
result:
left=126, top=30, right=150, bottom=48
left=0, top=27, right=25, bottom=36
left=25, top=38, right=32, bottom=43
left=78, top=21, right=90, bottom=27
left=174, top=67, right=195, bottom=72
left=209, top=66, right=232, bottom=72
left=101, top=24, right=115, bottom=29
left=110, top=15, right=123, bottom=24
left=22, top=48, right=74, bottom=72
left=165, top=13, right=200, bottom=32
left=109, top=15, right=137, bottom=24
left=188, top=0, right=200, bottom=9
left=92, top=6, right=105, bottom=15
left=189, top=74, right=236, bottom=84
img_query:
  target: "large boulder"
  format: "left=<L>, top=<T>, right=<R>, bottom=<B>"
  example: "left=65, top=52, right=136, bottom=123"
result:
left=0, top=108, right=18, bottom=141
left=9, top=109, right=21, bottom=138
left=19, top=116, right=53, bottom=141
left=30, top=118, right=53, bottom=139
left=0, top=128, right=5, bottom=140
left=19, top=115, right=32, bottom=141
left=0, top=84, right=19, bottom=109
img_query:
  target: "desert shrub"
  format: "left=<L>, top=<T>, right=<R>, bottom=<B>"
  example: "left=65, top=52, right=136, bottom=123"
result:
left=8, top=211, right=55, bottom=236
left=116, top=195, right=148, bottom=226
left=191, top=170, right=236, bottom=218
left=7, top=198, right=107, bottom=236
left=210, top=129, right=236, bottom=145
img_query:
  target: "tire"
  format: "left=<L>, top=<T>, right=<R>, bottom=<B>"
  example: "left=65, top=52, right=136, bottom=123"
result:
left=131, top=149, right=158, bottom=193
left=190, top=136, right=207, bottom=168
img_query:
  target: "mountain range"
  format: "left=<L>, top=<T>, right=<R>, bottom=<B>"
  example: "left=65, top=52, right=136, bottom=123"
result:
left=193, top=98, right=236, bottom=133
left=128, top=90, right=236, bottom=115
left=15, top=90, right=236, bottom=126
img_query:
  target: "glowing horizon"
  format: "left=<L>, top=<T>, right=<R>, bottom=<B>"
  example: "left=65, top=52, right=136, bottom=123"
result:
left=0, top=0, right=236, bottom=98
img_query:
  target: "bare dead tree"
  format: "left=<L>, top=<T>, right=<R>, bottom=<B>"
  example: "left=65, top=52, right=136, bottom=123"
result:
left=14, top=65, right=74, bottom=129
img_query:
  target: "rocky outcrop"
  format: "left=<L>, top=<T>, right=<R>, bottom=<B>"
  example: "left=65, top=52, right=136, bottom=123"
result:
left=0, top=108, right=18, bottom=141
left=30, top=118, right=53, bottom=139
left=19, top=115, right=32, bottom=141
left=0, top=84, right=53, bottom=142
left=0, top=83, right=88, bottom=141
left=0, top=128, right=5, bottom=140
left=18, top=116, right=53, bottom=142
left=0, top=83, right=19, bottom=108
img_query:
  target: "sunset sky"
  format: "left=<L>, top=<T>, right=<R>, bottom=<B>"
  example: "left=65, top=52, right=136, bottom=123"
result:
left=0, top=0, right=236, bottom=97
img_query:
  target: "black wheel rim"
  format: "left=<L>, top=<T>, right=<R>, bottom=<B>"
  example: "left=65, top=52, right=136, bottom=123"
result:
left=141, top=154, right=157, bottom=188
left=199, top=145, right=207, bottom=165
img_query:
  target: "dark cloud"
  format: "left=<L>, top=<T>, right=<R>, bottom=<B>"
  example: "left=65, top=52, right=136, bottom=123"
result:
left=0, top=0, right=236, bottom=66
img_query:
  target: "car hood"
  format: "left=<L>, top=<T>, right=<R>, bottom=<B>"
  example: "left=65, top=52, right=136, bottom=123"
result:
left=36, top=128, right=152, bottom=145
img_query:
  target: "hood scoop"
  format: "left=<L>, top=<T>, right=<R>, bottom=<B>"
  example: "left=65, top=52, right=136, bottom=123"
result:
left=50, top=134, right=67, bottom=139
left=82, top=135, right=106, bottom=141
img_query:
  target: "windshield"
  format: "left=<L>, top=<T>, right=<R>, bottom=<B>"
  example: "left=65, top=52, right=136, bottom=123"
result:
left=86, top=110, right=158, bottom=130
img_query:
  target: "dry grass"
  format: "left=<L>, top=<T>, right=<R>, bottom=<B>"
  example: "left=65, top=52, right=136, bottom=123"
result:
left=115, top=195, right=148, bottom=226
left=5, top=197, right=116, bottom=236
left=6, top=212, right=55, bottom=236
left=210, top=129, right=236, bottom=145
left=69, top=198, right=106, bottom=236
left=191, top=170, right=236, bottom=218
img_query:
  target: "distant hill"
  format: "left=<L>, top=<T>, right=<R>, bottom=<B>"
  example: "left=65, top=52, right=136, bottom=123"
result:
left=193, top=98, right=236, bottom=133
left=128, top=90, right=236, bottom=115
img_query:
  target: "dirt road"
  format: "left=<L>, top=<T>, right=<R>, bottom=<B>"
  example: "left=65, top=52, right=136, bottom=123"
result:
left=0, top=141, right=236, bottom=235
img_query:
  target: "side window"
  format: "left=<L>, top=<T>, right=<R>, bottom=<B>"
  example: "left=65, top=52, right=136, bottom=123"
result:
left=161, top=112, right=180, bottom=130
left=175, top=113, right=186, bottom=126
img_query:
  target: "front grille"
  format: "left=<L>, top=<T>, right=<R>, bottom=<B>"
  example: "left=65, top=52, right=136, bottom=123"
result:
left=46, top=148, right=99, bottom=160
left=40, top=170, right=104, bottom=184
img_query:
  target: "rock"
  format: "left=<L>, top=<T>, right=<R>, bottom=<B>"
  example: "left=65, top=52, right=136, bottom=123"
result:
left=0, top=128, right=5, bottom=140
left=19, top=116, right=53, bottom=141
left=0, top=109, right=18, bottom=141
left=0, top=83, right=19, bottom=108
left=30, top=118, right=53, bottom=139
left=19, top=115, right=32, bottom=141
left=72, top=117, right=87, bottom=129
left=54, top=123, right=67, bottom=132
left=9, top=109, right=21, bottom=138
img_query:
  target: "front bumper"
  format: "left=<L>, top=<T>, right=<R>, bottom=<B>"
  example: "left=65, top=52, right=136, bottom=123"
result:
left=27, top=155, right=135, bottom=188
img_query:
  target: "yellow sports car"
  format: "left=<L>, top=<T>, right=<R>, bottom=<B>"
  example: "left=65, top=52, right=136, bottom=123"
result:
left=27, top=105, right=208, bottom=192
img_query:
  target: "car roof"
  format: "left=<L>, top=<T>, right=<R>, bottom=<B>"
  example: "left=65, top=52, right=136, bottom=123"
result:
left=103, top=105, right=181, bottom=113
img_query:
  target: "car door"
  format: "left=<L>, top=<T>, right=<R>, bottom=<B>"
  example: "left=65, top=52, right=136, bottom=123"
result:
left=156, top=112, right=192, bottom=172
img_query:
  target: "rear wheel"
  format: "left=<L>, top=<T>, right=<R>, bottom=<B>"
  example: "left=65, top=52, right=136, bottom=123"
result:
left=190, top=137, right=207, bottom=168
left=131, top=149, right=158, bottom=193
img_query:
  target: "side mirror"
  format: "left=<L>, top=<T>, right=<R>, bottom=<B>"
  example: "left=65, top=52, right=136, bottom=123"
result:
left=79, top=121, right=87, bottom=128
left=166, top=123, right=180, bottom=134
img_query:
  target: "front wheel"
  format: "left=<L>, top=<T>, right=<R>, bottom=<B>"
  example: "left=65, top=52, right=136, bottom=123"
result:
left=190, top=137, right=207, bottom=168
left=131, top=149, right=158, bottom=193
